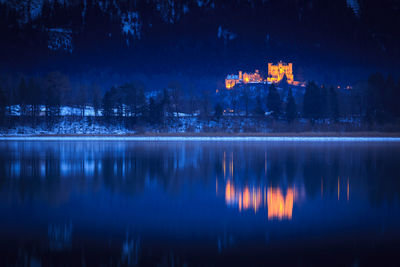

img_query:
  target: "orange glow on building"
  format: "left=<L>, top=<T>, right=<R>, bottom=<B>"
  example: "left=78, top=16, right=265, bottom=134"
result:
left=266, top=62, right=294, bottom=84
left=224, top=181, right=295, bottom=219
left=243, top=70, right=262, bottom=83
left=224, top=61, right=304, bottom=89
left=225, top=70, right=263, bottom=89
left=225, top=78, right=238, bottom=89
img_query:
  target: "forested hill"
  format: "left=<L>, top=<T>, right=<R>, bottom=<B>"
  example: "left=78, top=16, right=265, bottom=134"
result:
left=1, top=0, right=399, bottom=89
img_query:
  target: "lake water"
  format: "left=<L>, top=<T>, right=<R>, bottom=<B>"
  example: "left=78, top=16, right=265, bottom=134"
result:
left=0, top=141, right=400, bottom=266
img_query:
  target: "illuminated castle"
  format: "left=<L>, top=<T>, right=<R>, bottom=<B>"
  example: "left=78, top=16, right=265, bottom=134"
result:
left=225, top=61, right=304, bottom=89
left=225, top=70, right=263, bottom=89
left=267, top=62, right=294, bottom=84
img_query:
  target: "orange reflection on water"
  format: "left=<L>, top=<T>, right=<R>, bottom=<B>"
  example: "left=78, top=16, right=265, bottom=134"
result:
left=225, top=180, right=262, bottom=213
left=267, top=188, right=294, bottom=220
left=224, top=181, right=295, bottom=219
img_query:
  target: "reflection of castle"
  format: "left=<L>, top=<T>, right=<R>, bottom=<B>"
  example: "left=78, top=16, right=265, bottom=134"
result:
left=225, top=180, right=263, bottom=213
left=225, top=61, right=305, bottom=89
left=224, top=180, right=295, bottom=220
left=267, top=188, right=294, bottom=220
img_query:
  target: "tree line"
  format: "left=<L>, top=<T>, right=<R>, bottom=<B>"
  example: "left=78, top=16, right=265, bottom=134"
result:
left=0, top=72, right=399, bottom=130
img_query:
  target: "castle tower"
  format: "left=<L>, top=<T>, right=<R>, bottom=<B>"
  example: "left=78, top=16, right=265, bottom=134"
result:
left=267, top=62, right=294, bottom=84
left=268, top=63, right=273, bottom=76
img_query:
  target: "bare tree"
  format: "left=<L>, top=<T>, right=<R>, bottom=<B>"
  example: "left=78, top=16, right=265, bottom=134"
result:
left=168, top=81, right=182, bottom=119
left=201, top=89, right=211, bottom=122
left=92, top=84, right=103, bottom=117
left=17, top=76, right=28, bottom=118
left=43, top=72, right=71, bottom=126
left=122, top=82, right=145, bottom=118
left=77, top=85, right=89, bottom=117
left=188, top=90, right=199, bottom=118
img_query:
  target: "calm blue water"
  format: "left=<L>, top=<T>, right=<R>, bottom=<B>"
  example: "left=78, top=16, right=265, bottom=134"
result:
left=0, top=141, right=400, bottom=266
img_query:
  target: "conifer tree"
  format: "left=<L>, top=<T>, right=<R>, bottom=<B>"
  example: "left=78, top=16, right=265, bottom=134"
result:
left=240, top=87, right=250, bottom=117
left=319, top=86, right=328, bottom=120
left=214, top=103, right=223, bottom=119
left=254, top=95, right=265, bottom=117
left=122, top=83, right=145, bottom=119
left=285, top=88, right=297, bottom=123
left=278, top=74, right=289, bottom=97
left=303, top=81, right=321, bottom=123
left=328, top=86, right=339, bottom=122
left=92, top=85, right=103, bottom=117
left=395, top=79, right=400, bottom=118
left=17, top=77, right=28, bottom=117
left=147, top=97, right=161, bottom=124
left=43, top=72, right=70, bottom=126
left=161, top=88, right=170, bottom=119
left=0, top=86, right=6, bottom=127
left=384, top=75, right=397, bottom=120
left=365, top=73, right=385, bottom=123
left=77, top=85, right=88, bottom=117
left=30, top=78, right=42, bottom=121
left=102, top=90, right=114, bottom=120
left=267, top=84, right=281, bottom=119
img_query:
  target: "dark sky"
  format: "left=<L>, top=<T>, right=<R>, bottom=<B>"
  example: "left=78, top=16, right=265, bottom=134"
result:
left=0, top=0, right=399, bottom=91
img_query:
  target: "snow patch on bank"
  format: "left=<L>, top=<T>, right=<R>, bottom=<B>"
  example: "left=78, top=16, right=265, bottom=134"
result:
left=2, top=120, right=134, bottom=136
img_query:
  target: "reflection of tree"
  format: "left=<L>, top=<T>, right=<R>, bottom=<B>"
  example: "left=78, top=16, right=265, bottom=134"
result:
left=99, top=144, right=218, bottom=196
left=48, top=223, right=73, bottom=251
left=121, top=231, right=140, bottom=266
left=267, top=156, right=285, bottom=186
left=303, top=158, right=324, bottom=198
left=284, top=152, right=297, bottom=184
left=364, top=148, right=400, bottom=205
left=0, top=144, right=66, bottom=203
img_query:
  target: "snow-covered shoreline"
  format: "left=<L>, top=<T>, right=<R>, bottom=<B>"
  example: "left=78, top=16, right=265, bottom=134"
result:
left=1, top=136, right=400, bottom=142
